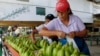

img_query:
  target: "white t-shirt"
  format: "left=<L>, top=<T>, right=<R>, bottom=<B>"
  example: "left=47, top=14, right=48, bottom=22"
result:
left=36, top=24, right=52, bottom=43
left=36, top=24, right=44, bottom=31
left=14, top=28, right=20, bottom=35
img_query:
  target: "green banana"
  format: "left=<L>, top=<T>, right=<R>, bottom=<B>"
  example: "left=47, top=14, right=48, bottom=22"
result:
left=52, top=47, right=59, bottom=56
left=65, top=50, right=70, bottom=56
left=51, top=41, right=57, bottom=48
left=36, top=38, right=42, bottom=48
left=56, top=42, right=62, bottom=49
left=57, top=47, right=65, bottom=56
left=68, top=42, right=74, bottom=54
left=46, top=45, right=53, bottom=56
left=37, top=48, right=43, bottom=56
left=40, top=40, right=45, bottom=48
left=71, top=48, right=80, bottom=56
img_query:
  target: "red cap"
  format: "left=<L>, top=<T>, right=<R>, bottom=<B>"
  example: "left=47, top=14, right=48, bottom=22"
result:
left=56, top=0, right=70, bottom=12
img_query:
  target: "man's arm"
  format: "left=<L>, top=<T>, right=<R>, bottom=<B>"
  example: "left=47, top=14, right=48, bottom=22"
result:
left=75, top=16, right=87, bottom=37
left=39, top=27, right=66, bottom=37
left=30, top=29, right=38, bottom=43
left=30, top=24, right=44, bottom=43
left=75, top=28, right=87, bottom=37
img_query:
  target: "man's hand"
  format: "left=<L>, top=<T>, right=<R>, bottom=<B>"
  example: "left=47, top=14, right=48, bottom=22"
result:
left=68, top=31, right=75, bottom=38
left=56, top=31, right=66, bottom=38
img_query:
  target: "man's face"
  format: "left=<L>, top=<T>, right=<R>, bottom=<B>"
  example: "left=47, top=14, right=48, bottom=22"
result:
left=45, top=19, right=51, bottom=24
left=57, top=9, right=70, bottom=20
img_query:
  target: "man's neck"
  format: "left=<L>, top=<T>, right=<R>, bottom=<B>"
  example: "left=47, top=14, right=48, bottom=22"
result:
left=61, top=16, right=69, bottom=25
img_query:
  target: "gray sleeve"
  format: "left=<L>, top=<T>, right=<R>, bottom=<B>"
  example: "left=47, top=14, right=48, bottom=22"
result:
left=76, top=16, right=85, bottom=31
left=44, top=19, right=55, bottom=30
left=36, top=24, right=44, bottom=31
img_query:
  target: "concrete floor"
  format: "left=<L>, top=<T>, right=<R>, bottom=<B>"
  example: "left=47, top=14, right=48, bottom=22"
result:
left=86, top=41, right=100, bottom=56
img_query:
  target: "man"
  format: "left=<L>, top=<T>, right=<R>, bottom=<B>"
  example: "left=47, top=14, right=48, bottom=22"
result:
left=39, top=0, right=90, bottom=55
left=31, top=14, right=58, bottom=43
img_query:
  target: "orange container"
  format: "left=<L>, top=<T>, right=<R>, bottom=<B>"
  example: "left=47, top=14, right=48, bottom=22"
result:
left=4, top=42, right=19, bottom=56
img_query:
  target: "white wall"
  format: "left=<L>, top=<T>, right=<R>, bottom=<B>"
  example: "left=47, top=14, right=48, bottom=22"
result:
left=0, top=0, right=94, bottom=23
left=0, top=0, right=30, bottom=4
left=0, top=3, right=46, bottom=21
left=0, top=0, right=57, bottom=7
left=0, top=0, right=57, bottom=21
left=68, top=0, right=93, bottom=23
left=93, top=3, right=100, bottom=14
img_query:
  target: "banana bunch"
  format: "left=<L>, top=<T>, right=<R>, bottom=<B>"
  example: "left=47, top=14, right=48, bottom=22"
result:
left=5, top=36, right=39, bottom=56
left=37, top=40, right=89, bottom=56
left=5, top=36, right=88, bottom=56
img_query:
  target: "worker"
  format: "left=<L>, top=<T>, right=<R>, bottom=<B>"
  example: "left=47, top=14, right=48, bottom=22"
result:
left=39, top=0, right=90, bottom=55
left=31, top=14, right=58, bottom=43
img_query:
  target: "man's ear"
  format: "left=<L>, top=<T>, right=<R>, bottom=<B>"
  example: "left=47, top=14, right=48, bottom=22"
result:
left=56, top=11, right=59, bottom=17
left=68, top=9, right=70, bottom=14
